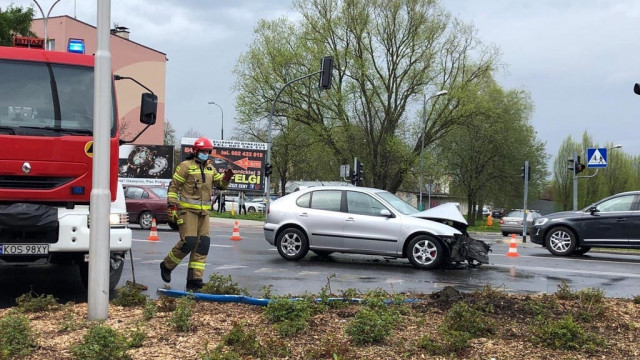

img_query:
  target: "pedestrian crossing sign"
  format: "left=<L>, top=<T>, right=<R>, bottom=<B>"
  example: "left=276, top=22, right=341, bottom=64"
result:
left=587, top=148, right=607, bottom=168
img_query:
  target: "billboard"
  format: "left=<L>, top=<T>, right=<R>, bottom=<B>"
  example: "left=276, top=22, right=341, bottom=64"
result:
left=118, top=144, right=174, bottom=187
left=180, top=137, right=267, bottom=192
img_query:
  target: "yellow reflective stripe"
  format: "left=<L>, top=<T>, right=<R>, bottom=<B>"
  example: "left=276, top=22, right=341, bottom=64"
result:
left=168, top=192, right=178, bottom=198
left=177, top=218, right=184, bottom=225
left=168, top=252, right=181, bottom=265
left=173, top=174, right=186, bottom=183
left=188, top=261, right=205, bottom=270
left=213, top=173, right=223, bottom=181
left=178, top=202, right=212, bottom=210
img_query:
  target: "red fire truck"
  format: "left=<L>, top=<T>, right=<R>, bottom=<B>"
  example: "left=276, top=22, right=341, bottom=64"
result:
left=0, top=45, right=157, bottom=290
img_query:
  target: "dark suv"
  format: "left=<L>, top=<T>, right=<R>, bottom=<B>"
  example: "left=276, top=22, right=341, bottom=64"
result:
left=530, top=191, right=640, bottom=256
left=491, top=208, right=506, bottom=219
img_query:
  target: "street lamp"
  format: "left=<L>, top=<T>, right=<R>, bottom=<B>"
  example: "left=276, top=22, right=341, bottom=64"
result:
left=419, top=90, right=448, bottom=210
left=207, top=101, right=224, bottom=140
left=32, top=0, right=62, bottom=50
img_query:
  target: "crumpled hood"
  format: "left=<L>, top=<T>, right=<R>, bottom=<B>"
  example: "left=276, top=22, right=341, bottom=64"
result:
left=410, top=203, right=468, bottom=231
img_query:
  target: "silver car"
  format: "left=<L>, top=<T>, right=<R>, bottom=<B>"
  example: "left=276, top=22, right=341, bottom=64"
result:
left=263, top=186, right=478, bottom=269
left=499, top=210, right=541, bottom=236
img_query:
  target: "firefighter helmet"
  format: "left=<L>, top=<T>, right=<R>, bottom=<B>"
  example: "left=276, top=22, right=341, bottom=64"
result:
left=193, top=137, right=213, bottom=153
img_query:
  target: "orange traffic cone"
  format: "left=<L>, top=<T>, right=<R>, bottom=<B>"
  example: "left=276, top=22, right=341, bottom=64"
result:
left=230, top=220, right=242, bottom=241
left=506, top=234, right=519, bottom=257
left=147, top=218, right=159, bottom=241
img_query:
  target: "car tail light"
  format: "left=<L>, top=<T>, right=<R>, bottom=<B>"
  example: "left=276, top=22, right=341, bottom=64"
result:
left=500, top=219, right=504, bottom=224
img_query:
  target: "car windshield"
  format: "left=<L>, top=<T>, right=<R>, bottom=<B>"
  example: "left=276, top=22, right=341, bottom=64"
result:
left=375, top=191, right=418, bottom=215
left=149, top=187, right=167, bottom=198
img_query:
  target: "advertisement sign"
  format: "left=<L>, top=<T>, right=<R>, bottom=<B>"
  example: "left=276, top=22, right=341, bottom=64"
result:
left=180, top=137, right=267, bottom=192
left=118, top=144, right=174, bottom=187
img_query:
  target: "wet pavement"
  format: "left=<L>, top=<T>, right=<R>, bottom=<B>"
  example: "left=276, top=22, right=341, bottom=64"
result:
left=2, top=218, right=640, bottom=308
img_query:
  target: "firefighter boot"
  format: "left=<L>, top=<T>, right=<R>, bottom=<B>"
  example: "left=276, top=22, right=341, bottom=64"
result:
left=160, top=262, right=172, bottom=283
left=186, top=279, right=204, bottom=292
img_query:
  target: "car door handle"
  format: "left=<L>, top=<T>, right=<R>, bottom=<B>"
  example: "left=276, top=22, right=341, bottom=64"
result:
left=616, top=218, right=626, bottom=222
left=299, top=212, right=308, bottom=217
left=345, top=217, right=355, bottom=222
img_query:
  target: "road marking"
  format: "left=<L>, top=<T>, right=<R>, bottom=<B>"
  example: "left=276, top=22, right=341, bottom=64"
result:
left=254, top=267, right=283, bottom=273
left=385, top=278, right=404, bottom=284
left=215, top=265, right=247, bottom=270
left=488, top=263, right=640, bottom=279
left=133, top=239, right=162, bottom=243
left=298, top=271, right=322, bottom=276
left=211, top=244, right=233, bottom=248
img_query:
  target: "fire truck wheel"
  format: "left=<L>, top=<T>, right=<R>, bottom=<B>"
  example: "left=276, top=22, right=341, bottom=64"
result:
left=78, top=253, right=126, bottom=291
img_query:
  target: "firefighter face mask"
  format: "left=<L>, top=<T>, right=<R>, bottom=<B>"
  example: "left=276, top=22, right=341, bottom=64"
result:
left=196, top=151, right=210, bottom=163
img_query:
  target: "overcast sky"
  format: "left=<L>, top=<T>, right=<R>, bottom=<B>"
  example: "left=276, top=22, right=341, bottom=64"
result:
left=12, top=0, right=640, bottom=166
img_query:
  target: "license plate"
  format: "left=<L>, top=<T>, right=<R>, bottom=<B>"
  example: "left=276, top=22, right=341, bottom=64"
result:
left=0, top=244, right=49, bottom=255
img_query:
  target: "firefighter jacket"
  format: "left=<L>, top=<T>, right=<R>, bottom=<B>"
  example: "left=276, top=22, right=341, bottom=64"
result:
left=167, top=158, right=230, bottom=213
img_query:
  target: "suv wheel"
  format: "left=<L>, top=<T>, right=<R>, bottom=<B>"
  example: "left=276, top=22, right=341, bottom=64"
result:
left=407, top=235, right=445, bottom=270
left=276, top=228, right=309, bottom=261
left=545, top=226, right=577, bottom=256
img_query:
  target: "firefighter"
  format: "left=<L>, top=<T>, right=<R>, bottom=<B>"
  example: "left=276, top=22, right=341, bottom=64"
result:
left=160, top=137, right=233, bottom=291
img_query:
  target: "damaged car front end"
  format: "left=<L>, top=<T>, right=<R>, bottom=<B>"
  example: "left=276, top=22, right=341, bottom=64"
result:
left=411, top=203, right=492, bottom=267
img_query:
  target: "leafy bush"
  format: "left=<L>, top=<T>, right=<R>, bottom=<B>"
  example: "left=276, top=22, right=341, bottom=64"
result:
left=634, top=295, right=640, bottom=304
left=200, top=348, right=242, bottom=360
left=143, top=299, right=157, bottom=320
left=111, top=282, right=148, bottom=307
left=15, top=292, right=60, bottom=313
left=200, top=273, right=249, bottom=296
left=555, top=281, right=576, bottom=300
left=70, top=322, right=131, bottom=360
left=263, top=296, right=314, bottom=337
left=127, top=325, right=147, bottom=348
left=346, top=306, right=396, bottom=345
left=443, top=302, right=495, bottom=337
left=531, top=316, right=604, bottom=351
left=417, top=335, right=446, bottom=355
left=222, top=322, right=265, bottom=358
left=573, top=288, right=606, bottom=322
left=170, top=296, right=194, bottom=332
left=59, top=308, right=79, bottom=332
left=0, top=310, right=37, bottom=359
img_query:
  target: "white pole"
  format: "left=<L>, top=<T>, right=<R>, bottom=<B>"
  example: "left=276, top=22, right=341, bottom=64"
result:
left=32, top=0, right=61, bottom=50
left=88, top=0, right=112, bottom=320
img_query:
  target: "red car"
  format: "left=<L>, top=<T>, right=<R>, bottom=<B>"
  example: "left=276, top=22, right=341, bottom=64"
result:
left=123, top=185, right=178, bottom=230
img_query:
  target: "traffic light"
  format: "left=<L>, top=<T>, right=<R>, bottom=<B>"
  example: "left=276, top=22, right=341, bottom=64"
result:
left=520, top=165, right=531, bottom=181
left=567, top=156, right=585, bottom=174
left=357, top=161, right=364, bottom=185
left=264, top=163, right=272, bottom=177
left=319, top=56, right=334, bottom=90
left=350, top=170, right=357, bottom=185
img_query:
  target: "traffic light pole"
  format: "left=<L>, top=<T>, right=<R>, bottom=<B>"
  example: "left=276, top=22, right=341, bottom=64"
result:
left=522, top=160, right=529, bottom=243
left=572, top=152, right=578, bottom=211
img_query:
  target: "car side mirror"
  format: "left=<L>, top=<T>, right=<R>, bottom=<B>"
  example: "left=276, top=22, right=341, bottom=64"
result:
left=380, top=209, right=394, bottom=218
left=588, top=206, right=598, bottom=214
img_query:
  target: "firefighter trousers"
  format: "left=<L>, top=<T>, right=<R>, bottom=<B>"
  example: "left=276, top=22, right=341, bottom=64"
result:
left=162, top=209, right=210, bottom=281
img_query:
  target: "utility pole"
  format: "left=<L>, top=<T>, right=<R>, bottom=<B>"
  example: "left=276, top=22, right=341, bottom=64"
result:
left=521, top=161, right=529, bottom=243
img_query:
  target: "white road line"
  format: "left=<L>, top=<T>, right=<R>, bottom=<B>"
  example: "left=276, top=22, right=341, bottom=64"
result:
left=385, top=278, right=404, bottom=284
left=215, top=265, right=247, bottom=270
left=488, top=263, right=640, bottom=279
left=254, top=267, right=283, bottom=273
left=133, top=239, right=162, bottom=243
left=211, top=244, right=233, bottom=248
left=298, top=271, right=322, bottom=276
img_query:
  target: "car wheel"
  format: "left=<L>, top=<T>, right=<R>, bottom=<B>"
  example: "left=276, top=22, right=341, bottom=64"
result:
left=545, top=226, right=577, bottom=256
left=139, top=211, right=154, bottom=230
left=248, top=206, right=256, bottom=213
left=407, top=235, right=445, bottom=270
left=312, top=250, right=333, bottom=257
left=78, top=253, right=125, bottom=291
left=276, top=228, right=309, bottom=261
left=501, top=232, right=508, bottom=237
left=572, top=246, right=591, bottom=256
left=168, top=221, right=179, bottom=231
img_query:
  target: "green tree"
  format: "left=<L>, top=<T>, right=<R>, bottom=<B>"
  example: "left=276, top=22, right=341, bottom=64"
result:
left=439, top=79, right=547, bottom=224
left=164, top=119, right=176, bottom=146
left=0, top=4, right=34, bottom=46
left=234, top=0, right=497, bottom=192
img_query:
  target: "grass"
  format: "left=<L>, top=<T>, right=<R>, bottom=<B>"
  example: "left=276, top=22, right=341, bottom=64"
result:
left=209, top=211, right=265, bottom=222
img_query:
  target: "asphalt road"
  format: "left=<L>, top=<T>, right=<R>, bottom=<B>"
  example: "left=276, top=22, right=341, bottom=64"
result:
left=2, top=218, right=640, bottom=308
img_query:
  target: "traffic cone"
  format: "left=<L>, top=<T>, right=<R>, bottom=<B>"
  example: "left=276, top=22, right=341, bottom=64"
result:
left=230, top=220, right=242, bottom=241
left=147, top=218, right=159, bottom=241
left=506, top=234, right=519, bottom=257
